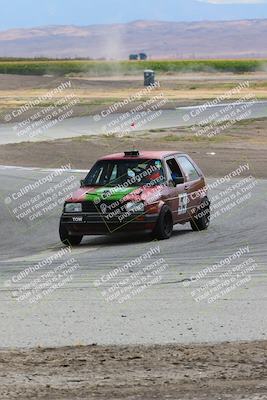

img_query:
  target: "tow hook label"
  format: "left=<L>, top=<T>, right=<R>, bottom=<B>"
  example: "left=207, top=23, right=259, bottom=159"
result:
left=72, top=216, right=83, bottom=222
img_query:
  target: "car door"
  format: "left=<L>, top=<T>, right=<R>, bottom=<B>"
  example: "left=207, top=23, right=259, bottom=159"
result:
left=176, top=155, right=205, bottom=218
left=164, top=156, right=188, bottom=223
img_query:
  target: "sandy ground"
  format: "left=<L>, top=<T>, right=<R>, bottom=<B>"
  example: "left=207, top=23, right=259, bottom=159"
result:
left=0, top=118, right=266, bottom=178
left=0, top=341, right=266, bottom=400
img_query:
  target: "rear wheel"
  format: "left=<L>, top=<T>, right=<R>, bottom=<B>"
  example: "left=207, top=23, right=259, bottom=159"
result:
left=153, top=206, right=173, bottom=240
left=59, top=223, right=83, bottom=246
left=190, top=197, right=210, bottom=231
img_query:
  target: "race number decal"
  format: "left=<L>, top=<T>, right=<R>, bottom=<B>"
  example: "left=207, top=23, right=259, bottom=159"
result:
left=178, top=193, right=188, bottom=215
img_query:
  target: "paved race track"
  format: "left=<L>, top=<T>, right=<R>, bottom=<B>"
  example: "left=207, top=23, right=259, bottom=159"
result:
left=0, top=100, right=267, bottom=144
left=0, top=166, right=266, bottom=348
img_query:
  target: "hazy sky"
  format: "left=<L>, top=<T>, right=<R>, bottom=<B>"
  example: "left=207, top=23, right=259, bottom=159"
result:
left=0, top=0, right=267, bottom=30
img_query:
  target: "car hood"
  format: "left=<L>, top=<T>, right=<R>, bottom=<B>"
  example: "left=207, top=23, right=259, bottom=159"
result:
left=67, top=185, right=166, bottom=204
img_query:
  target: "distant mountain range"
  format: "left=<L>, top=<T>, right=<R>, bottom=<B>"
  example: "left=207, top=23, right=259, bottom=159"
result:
left=0, top=19, right=267, bottom=59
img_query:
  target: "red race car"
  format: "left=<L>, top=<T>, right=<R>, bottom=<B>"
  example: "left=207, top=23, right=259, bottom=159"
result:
left=59, top=150, right=210, bottom=245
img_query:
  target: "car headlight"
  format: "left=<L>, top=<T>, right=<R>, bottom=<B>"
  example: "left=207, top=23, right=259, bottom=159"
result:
left=65, top=203, right=82, bottom=213
left=125, top=202, right=145, bottom=213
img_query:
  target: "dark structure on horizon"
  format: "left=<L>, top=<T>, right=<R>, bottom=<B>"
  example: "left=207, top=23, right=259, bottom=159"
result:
left=129, top=53, right=148, bottom=61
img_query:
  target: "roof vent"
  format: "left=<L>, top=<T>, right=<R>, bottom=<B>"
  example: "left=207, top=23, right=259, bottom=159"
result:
left=124, top=150, right=140, bottom=157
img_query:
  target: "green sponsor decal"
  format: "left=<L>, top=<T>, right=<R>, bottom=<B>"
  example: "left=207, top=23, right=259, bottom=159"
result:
left=85, top=187, right=138, bottom=202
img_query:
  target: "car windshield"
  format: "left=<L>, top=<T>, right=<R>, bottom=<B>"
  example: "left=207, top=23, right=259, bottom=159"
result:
left=83, top=159, right=166, bottom=187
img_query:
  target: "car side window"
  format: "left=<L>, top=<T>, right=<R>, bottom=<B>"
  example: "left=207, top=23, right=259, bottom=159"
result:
left=177, top=157, right=200, bottom=181
left=166, top=158, right=183, bottom=181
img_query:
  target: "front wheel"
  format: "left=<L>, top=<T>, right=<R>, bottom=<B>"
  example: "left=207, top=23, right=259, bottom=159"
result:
left=59, top=223, right=83, bottom=246
left=153, top=206, right=173, bottom=240
left=190, top=197, right=210, bottom=232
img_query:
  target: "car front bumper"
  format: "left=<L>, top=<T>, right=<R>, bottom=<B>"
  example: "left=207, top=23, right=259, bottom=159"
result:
left=60, top=212, right=159, bottom=235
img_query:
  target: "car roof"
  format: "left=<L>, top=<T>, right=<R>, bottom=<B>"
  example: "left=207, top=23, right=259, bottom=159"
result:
left=99, top=151, right=184, bottom=161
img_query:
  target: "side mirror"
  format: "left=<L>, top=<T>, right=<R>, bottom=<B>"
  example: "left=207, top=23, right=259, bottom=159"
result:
left=80, top=179, right=85, bottom=187
left=173, top=176, right=184, bottom=186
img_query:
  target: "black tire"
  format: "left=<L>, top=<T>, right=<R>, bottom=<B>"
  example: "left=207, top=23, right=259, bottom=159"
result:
left=59, top=223, right=83, bottom=246
left=190, top=197, right=210, bottom=232
left=153, top=205, right=173, bottom=240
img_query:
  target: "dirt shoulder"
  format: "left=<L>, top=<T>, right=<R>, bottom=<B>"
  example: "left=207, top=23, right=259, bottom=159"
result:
left=0, top=118, right=266, bottom=178
left=0, top=341, right=266, bottom=400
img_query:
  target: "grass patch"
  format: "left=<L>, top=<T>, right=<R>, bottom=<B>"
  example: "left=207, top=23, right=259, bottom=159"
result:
left=162, top=134, right=233, bottom=143
left=149, top=128, right=165, bottom=133
left=69, top=135, right=101, bottom=142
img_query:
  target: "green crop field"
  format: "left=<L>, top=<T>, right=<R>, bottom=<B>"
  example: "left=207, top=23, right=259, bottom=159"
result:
left=0, top=59, right=265, bottom=76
